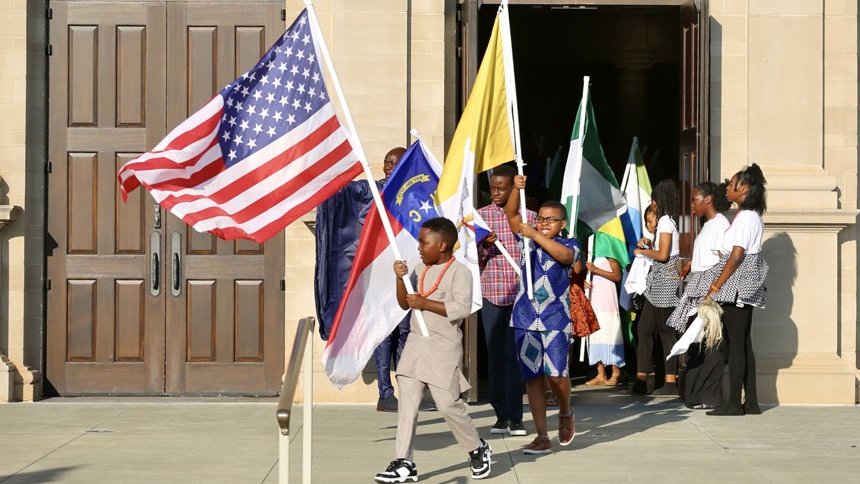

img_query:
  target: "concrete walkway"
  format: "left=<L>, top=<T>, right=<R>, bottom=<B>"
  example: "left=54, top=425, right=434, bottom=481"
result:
left=1, top=388, right=859, bottom=483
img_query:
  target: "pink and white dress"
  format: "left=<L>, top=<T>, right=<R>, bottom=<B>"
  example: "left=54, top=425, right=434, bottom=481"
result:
left=586, top=257, right=626, bottom=367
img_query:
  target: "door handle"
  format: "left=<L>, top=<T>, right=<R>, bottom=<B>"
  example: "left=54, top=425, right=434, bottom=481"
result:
left=170, top=232, right=182, bottom=296
left=150, top=232, right=161, bottom=296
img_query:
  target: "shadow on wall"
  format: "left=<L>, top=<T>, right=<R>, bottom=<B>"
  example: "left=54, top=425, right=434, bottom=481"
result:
left=759, top=232, right=798, bottom=404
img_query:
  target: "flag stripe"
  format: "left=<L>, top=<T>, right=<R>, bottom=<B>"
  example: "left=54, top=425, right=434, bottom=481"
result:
left=149, top=108, right=345, bottom=207
left=155, top=122, right=353, bottom=221
left=117, top=9, right=362, bottom=243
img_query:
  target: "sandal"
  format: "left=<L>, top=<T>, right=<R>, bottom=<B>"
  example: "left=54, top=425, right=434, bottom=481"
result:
left=585, top=376, right=606, bottom=386
left=545, top=391, right=558, bottom=406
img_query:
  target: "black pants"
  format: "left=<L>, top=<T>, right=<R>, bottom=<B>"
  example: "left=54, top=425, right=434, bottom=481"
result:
left=684, top=339, right=725, bottom=406
left=721, top=303, right=757, bottom=406
left=479, top=299, right=523, bottom=422
left=636, top=300, right=679, bottom=377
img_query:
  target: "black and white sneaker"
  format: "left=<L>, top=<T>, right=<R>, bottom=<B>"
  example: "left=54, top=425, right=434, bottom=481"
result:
left=468, top=439, right=492, bottom=480
left=374, top=458, right=418, bottom=483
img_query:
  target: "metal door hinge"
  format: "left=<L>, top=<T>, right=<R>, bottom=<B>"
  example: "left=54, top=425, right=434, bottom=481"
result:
left=46, top=44, right=52, bottom=56
left=279, top=278, right=285, bottom=291
left=47, top=7, right=52, bottom=19
left=46, top=161, right=52, bottom=174
left=281, top=9, right=286, bottom=21
left=45, top=279, right=52, bottom=291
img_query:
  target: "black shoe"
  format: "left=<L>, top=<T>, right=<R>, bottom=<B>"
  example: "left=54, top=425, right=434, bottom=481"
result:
left=418, top=400, right=437, bottom=412
left=706, top=404, right=745, bottom=416
left=468, top=439, right=492, bottom=480
left=686, top=403, right=716, bottom=410
left=651, top=382, right=678, bottom=397
left=508, top=420, right=528, bottom=436
left=490, top=418, right=510, bottom=434
left=377, top=395, right=398, bottom=413
left=375, top=458, right=418, bottom=483
left=629, top=379, right=648, bottom=395
left=743, top=402, right=762, bottom=415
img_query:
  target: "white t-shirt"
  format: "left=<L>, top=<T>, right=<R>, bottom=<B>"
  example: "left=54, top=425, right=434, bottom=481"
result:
left=721, top=210, right=763, bottom=255
left=654, top=215, right=680, bottom=257
left=691, top=213, right=730, bottom=272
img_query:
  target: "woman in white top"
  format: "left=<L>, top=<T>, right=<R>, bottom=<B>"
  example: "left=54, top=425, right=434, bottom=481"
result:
left=705, top=164, right=768, bottom=416
left=631, top=179, right=681, bottom=396
left=668, top=181, right=731, bottom=408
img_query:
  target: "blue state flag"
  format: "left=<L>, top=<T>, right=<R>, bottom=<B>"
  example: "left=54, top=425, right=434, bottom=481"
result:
left=383, top=142, right=441, bottom=237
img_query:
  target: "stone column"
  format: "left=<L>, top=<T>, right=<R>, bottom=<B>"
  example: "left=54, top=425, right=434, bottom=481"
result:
left=0, top=205, right=21, bottom=402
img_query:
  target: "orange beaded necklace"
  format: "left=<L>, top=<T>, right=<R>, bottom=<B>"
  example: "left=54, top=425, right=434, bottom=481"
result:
left=418, top=256, right=455, bottom=297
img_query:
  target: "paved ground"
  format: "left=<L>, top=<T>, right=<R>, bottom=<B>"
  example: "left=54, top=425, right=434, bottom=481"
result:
left=2, top=386, right=859, bottom=483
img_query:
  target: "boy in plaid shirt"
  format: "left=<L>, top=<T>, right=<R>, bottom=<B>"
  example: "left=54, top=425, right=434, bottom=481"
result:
left=477, top=165, right=535, bottom=437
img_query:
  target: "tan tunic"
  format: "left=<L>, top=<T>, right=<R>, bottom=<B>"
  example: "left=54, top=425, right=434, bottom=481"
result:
left=396, top=259, right=472, bottom=392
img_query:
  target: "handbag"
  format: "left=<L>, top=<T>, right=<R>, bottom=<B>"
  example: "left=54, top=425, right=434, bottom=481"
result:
left=569, top=283, right=600, bottom=338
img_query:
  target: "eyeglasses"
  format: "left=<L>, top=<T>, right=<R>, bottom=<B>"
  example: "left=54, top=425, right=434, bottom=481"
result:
left=535, top=216, right=563, bottom=224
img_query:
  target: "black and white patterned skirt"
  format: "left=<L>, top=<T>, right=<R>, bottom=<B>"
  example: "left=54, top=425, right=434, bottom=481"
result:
left=666, top=266, right=720, bottom=332
left=709, top=253, right=768, bottom=308
left=645, top=254, right=681, bottom=308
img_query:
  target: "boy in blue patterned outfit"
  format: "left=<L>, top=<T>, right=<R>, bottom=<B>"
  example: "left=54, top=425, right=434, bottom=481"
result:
left=505, top=175, right=581, bottom=455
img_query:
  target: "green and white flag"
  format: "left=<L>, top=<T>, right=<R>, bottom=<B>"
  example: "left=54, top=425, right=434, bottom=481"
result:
left=560, top=77, right=629, bottom=266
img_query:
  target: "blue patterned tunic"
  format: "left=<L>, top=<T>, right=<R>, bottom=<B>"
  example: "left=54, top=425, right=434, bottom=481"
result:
left=511, top=236, right=582, bottom=334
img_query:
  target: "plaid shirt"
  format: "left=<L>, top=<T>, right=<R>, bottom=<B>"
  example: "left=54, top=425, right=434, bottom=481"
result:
left=478, top=202, right=536, bottom=306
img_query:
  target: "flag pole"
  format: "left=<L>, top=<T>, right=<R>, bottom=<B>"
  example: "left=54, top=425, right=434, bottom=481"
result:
left=499, top=0, right=533, bottom=299
left=411, top=129, right=520, bottom=274
left=620, top=137, right=638, bottom=194
left=570, top=76, right=590, bottom=238
left=304, top=1, right=429, bottom=337
left=473, top=211, right=520, bottom=273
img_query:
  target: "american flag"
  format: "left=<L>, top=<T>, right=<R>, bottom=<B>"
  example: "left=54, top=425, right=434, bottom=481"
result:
left=118, top=9, right=363, bottom=243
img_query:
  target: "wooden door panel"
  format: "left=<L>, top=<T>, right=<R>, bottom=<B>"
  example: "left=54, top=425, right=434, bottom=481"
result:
left=164, top=2, right=284, bottom=395
left=48, top=1, right=286, bottom=395
left=47, top=1, right=167, bottom=394
left=678, top=0, right=709, bottom=257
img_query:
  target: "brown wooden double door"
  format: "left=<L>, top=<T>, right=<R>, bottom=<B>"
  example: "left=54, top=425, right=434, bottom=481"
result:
left=47, top=1, right=286, bottom=395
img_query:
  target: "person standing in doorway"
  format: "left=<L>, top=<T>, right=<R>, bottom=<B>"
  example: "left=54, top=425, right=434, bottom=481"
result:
left=583, top=255, right=625, bottom=386
left=667, top=181, right=731, bottom=409
left=632, top=179, right=682, bottom=396
left=477, top=165, right=532, bottom=437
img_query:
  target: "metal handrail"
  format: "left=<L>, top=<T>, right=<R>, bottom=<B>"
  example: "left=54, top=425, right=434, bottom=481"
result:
left=276, top=316, right=315, bottom=484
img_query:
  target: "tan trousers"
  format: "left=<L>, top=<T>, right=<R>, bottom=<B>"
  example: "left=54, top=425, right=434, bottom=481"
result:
left=394, top=371, right=481, bottom=461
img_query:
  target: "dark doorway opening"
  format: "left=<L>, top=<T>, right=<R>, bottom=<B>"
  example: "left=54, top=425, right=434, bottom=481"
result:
left=471, top=4, right=686, bottom=393
left=479, top=4, right=682, bottom=199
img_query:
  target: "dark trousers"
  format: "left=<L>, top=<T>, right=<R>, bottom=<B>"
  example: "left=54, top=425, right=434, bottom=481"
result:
left=721, top=303, right=757, bottom=406
left=480, top=299, right=523, bottom=421
left=636, top=300, right=679, bottom=376
left=374, top=313, right=411, bottom=399
left=684, top=340, right=725, bottom=406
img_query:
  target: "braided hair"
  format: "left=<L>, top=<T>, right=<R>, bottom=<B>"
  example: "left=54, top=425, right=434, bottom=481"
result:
left=651, top=179, right=680, bottom=223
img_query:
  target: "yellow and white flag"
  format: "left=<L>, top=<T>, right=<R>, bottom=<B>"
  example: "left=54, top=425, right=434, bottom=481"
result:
left=436, top=8, right=517, bottom=313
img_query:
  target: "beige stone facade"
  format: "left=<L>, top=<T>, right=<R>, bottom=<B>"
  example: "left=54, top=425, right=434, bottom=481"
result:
left=1, top=0, right=858, bottom=404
